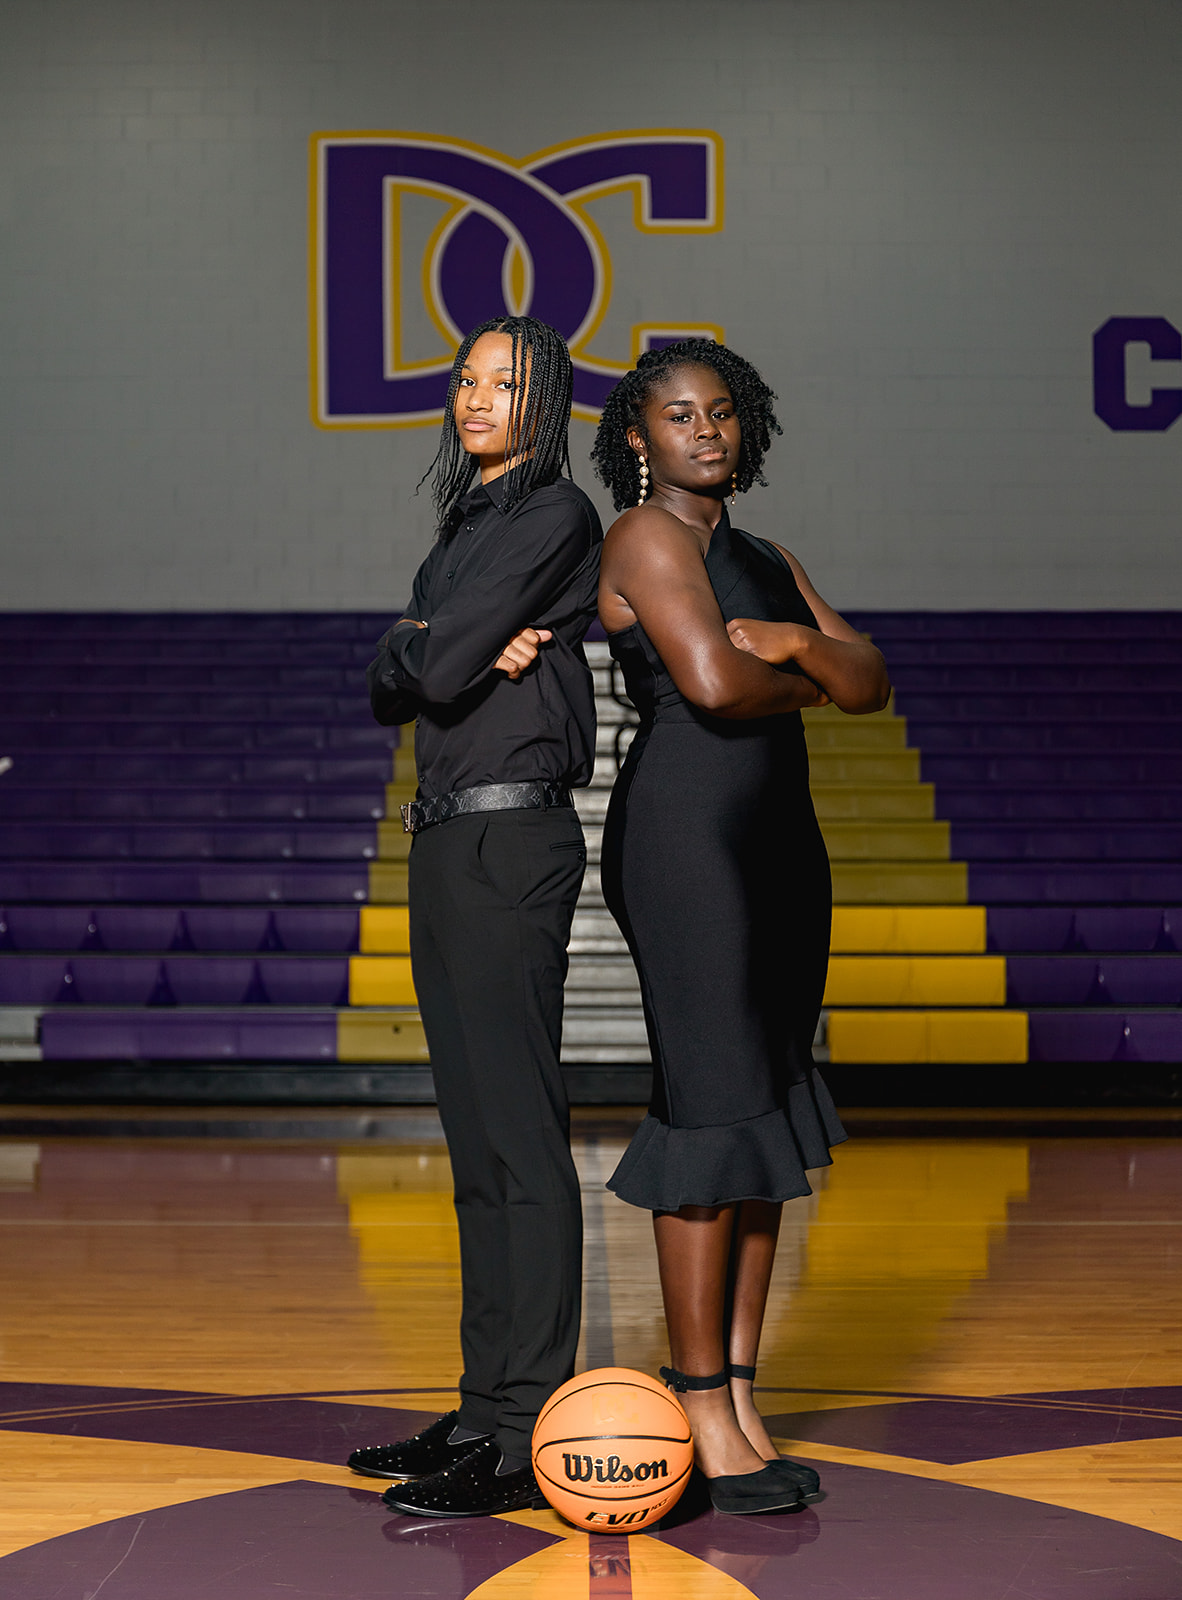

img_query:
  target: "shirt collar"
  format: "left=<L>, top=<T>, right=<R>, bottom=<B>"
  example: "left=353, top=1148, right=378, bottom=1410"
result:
left=457, top=474, right=507, bottom=517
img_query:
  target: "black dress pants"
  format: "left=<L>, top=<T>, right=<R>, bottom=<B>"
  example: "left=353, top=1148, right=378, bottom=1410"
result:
left=408, top=806, right=586, bottom=1460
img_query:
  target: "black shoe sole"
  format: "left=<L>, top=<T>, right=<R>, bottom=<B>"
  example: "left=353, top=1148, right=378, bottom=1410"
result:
left=348, top=1463, right=417, bottom=1480
left=381, top=1491, right=548, bottom=1518
left=709, top=1489, right=802, bottom=1516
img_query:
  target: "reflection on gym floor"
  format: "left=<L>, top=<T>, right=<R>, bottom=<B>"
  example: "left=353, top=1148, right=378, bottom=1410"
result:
left=1, top=1112, right=1179, bottom=1597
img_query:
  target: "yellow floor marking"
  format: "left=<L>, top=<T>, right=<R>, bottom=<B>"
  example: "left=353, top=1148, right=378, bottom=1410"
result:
left=470, top=1527, right=760, bottom=1599
left=0, top=1431, right=374, bottom=1557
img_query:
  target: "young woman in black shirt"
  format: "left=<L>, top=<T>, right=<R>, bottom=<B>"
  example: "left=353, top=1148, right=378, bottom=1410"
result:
left=351, top=317, right=602, bottom=1518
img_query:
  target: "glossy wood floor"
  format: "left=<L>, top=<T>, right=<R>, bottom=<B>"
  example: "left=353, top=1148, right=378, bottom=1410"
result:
left=1, top=1107, right=1180, bottom=1598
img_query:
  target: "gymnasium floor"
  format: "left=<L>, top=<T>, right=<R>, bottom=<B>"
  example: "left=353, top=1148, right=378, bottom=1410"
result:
left=1, top=1109, right=1180, bottom=1598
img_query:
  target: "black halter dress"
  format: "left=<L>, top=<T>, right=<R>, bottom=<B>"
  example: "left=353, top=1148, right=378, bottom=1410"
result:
left=601, top=506, right=846, bottom=1211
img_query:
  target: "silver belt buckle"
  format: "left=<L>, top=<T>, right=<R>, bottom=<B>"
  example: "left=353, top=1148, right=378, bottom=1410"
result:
left=400, top=802, right=415, bottom=834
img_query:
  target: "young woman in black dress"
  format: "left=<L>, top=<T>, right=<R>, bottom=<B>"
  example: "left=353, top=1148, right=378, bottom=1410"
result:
left=592, top=341, right=889, bottom=1515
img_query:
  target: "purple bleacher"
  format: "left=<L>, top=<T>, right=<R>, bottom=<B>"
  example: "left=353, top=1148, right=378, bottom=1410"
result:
left=845, top=611, right=1182, bottom=638
left=180, top=908, right=274, bottom=950
left=0, top=823, right=378, bottom=862
left=0, top=754, right=396, bottom=786
left=949, top=822, right=1182, bottom=862
left=1074, top=908, right=1179, bottom=951
left=0, top=720, right=394, bottom=752
left=161, top=958, right=261, bottom=1005
left=1006, top=960, right=1096, bottom=1006
left=936, top=788, right=1182, bottom=821
left=0, top=666, right=367, bottom=690
left=271, top=907, right=361, bottom=951
left=986, top=908, right=1179, bottom=953
left=0, top=953, right=352, bottom=1005
left=907, top=718, right=1182, bottom=751
left=0, top=787, right=384, bottom=822
left=1093, top=959, right=1182, bottom=1006
left=923, top=753, right=1182, bottom=784
left=67, top=958, right=166, bottom=1006
left=39, top=1010, right=340, bottom=1061
left=1027, top=1012, right=1182, bottom=1063
left=846, top=610, right=1182, bottom=1070
left=889, top=663, right=1177, bottom=688
left=0, top=906, right=99, bottom=950
left=0, top=863, right=369, bottom=902
left=969, top=865, right=1182, bottom=905
left=256, top=958, right=350, bottom=1005
left=0, top=903, right=364, bottom=953
left=1006, top=957, right=1182, bottom=1007
left=0, top=784, right=383, bottom=819
left=0, top=957, right=72, bottom=1004
left=0, top=611, right=390, bottom=636
left=897, top=691, right=1182, bottom=720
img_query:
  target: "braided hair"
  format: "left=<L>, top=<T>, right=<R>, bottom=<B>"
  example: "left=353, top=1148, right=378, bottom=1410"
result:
left=421, top=316, right=574, bottom=540
left=590, top=339, right=782, bottom=512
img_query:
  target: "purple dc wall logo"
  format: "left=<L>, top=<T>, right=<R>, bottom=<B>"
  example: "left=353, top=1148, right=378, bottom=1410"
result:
left=1093, top=316, right=1182, bottom=431
left=311, top=130, right=724, bottom=427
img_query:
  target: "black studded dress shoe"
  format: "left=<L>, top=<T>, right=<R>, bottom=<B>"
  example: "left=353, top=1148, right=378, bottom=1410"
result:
left=381, top=1437, right=547, bottom=1518
left=347, top=1411, right=490, bottom=1480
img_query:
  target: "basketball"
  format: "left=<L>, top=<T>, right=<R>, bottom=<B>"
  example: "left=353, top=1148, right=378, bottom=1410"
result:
left=531, top=1367, right=694, bottom=1531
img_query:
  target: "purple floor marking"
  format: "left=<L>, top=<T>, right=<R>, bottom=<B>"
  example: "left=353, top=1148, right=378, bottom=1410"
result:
left=6, top=1382, right=1181, bottom=1471
left=657, top=1462, right=1182, bottom=1599
left=4, top=1469, right=1180, bottom=1600
left=0, top=1480, right=557, bottom=1599
left=764, top=1384, right=1182, bottom=1464
left=0, top=1383, right=437, bottom=1465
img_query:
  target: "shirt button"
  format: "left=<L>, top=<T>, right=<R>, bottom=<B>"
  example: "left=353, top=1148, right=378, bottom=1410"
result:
left=445, top=571, right=454, bottom=579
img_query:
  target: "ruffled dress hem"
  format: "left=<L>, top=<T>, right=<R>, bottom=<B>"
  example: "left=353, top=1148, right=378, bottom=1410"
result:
left=606, top=1075, right=847, bottom=1212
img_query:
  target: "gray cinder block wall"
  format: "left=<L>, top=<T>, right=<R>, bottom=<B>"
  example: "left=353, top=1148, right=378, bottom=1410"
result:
left=1, top=0, right=1180, bottom=611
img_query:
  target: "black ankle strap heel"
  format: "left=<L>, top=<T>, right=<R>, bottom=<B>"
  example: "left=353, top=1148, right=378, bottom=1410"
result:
left=659, top=1366, right=729, bottom=1393
left=723, top=1363, right=822, bottom=1499
left=659, top=1364, right=804, bottom=1516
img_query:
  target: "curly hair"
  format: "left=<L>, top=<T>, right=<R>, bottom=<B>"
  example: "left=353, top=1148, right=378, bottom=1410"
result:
left=590, top=339, right=782, bottom=512
left=419, top=316, right=573, bottom=540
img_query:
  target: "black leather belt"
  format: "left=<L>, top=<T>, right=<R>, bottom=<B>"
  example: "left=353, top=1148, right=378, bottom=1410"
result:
left=401, top=779, right=574, bottom=835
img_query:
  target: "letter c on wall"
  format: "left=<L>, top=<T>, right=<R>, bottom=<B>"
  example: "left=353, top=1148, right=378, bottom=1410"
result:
left=1093, top=316, right=1182, bottom=431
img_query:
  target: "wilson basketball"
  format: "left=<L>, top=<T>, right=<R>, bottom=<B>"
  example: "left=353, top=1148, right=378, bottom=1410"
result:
left=531, top=1367, right=694, bottom=1531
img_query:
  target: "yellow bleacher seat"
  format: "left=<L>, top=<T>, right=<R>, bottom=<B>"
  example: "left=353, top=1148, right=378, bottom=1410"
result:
left=359, top=905, right=411, bottom=953
left=349, top=955, right=416, bottom=1006
left=811, top=783, right=935, bottom=820
left=804, top=720, right=908, bottom=751
left=377, top=822, right=413, bottom=861
left=823, top=955, right=1005, bottom=1007
left=368, top=862, right=409, bottom=903
left=337, top=1008, right=429, bottom=1062
left=831, top=862, right=968, bottom=904
left=821, top=820, right=950, bottom=861
left=827, top=1008, right=1028, bottom=1064
left=809, top=751, right=921, bottom=783
left=830, top=906, right=986, bottom=952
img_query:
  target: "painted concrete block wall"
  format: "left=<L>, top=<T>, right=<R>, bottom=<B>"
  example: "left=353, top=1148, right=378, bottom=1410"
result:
left=1, top=0, right=1180, bottom=611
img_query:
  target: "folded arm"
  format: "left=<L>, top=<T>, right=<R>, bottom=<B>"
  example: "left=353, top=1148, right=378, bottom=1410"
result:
left=598, top=508, right=829, bottom=719
left=368, top=493, right=592, bottom=714
left=727, top=547, right=890, bottom=715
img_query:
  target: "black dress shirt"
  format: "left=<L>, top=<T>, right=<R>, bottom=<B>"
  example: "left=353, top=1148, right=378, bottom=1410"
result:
left=367, top=473, right=603, bottom=798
